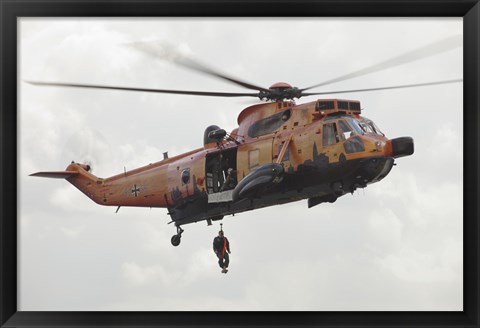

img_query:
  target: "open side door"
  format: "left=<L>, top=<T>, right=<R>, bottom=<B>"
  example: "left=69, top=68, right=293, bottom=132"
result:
left=205, top=147, right=238, bottom=203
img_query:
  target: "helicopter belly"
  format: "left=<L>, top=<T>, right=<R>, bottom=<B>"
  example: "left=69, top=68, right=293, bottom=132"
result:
left=288, top=156, right=394, bottom=193
left=168, top=156, right=395, bottom=225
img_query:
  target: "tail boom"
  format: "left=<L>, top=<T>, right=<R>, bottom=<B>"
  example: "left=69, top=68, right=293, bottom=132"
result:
left=31, top=162, right=170, bottom=208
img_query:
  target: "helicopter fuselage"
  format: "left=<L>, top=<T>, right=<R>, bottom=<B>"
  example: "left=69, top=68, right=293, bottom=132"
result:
left=35, top=98, right=413, bottom=230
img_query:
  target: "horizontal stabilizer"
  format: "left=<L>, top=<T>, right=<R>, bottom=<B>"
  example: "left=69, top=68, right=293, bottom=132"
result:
left=30, top=171, right=78, bottom=179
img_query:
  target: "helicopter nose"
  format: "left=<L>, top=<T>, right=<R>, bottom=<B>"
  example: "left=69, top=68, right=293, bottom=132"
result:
left=387, top=137, right=414, bottom=158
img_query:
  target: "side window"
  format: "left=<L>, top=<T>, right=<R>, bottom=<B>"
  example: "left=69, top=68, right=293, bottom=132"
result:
left=181, top=168, right=190, bottom=185
left=248, top=109, right=291, bottom=138
left=322, top=123, right=339, bottom=146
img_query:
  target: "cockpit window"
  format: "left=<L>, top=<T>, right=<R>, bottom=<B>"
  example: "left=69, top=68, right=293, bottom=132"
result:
left=338, top=120, right=353, bottom=140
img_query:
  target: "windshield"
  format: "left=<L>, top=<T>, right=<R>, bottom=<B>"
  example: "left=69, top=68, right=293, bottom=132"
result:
left=346, top=117, right=384, bottom=136
left=345, top=118, right=364, bottom=135
left=365, top=119, right=384, bottom=136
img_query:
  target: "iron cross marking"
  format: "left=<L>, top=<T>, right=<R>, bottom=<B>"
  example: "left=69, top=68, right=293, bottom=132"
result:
left=131, top=184, right=140, bottom=197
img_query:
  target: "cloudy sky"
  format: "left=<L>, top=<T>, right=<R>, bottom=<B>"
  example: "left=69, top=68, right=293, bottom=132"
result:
left=18, top=18, right=462, bottom=311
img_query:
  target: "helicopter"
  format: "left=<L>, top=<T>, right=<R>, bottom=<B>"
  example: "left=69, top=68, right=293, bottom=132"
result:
left=29, top=37, right=461, bottom=247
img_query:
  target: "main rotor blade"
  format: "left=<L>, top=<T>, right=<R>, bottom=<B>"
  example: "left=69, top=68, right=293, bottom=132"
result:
left=127, top=41, right=271, bottom=93
left=26, top=81, right=260, bottom=98
left=301, top=79, right=462, bottom=96
left=302, top=34, right=462, bottom=91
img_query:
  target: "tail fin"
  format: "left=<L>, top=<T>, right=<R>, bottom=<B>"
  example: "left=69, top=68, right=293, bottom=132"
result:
left=31, top=162, right=106, bottom=205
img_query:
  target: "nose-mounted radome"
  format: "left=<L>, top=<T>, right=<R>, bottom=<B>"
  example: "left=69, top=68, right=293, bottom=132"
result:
left=386, top=137, right=415, bottom=158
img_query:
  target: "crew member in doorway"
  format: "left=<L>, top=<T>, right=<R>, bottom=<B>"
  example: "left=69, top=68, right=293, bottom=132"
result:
left=220, top=168, right=237, bottom=191
left=213, top=229, right=231, bottom=273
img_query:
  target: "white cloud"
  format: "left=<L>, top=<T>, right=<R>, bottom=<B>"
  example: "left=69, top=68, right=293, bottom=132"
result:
left=60, top=226, right=85, bottom=239
left=375, top=242, right=462, bottom=283
left=122, top=262, right=172, bottom=286
left=368, top=208, right=404, bottom=248
left=49, top=185, right=96, bottom=212
left=425, top=122, right=463, bottom=169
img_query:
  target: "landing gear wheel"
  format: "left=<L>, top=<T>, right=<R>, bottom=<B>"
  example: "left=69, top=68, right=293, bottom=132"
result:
left=171, top=235, right=181, bottom=247
left=171, top=225, right=184, bottom=247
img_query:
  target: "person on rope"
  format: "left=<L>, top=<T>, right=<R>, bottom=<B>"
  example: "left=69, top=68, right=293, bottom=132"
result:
left=213, top=227, right=231, bottom=273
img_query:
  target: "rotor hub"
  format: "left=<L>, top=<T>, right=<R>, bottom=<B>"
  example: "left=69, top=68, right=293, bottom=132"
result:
left=259, top=82, right=302, bottom=101
left=269, top=82, right=292, bottom=89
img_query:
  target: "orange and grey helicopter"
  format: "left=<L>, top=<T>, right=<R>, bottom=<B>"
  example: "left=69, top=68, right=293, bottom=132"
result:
left=30, top=38, right=461, bottom=246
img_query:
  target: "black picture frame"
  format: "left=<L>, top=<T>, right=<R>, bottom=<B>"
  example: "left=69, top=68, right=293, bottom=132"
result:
left=1, top=1, right=478, bottom=327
